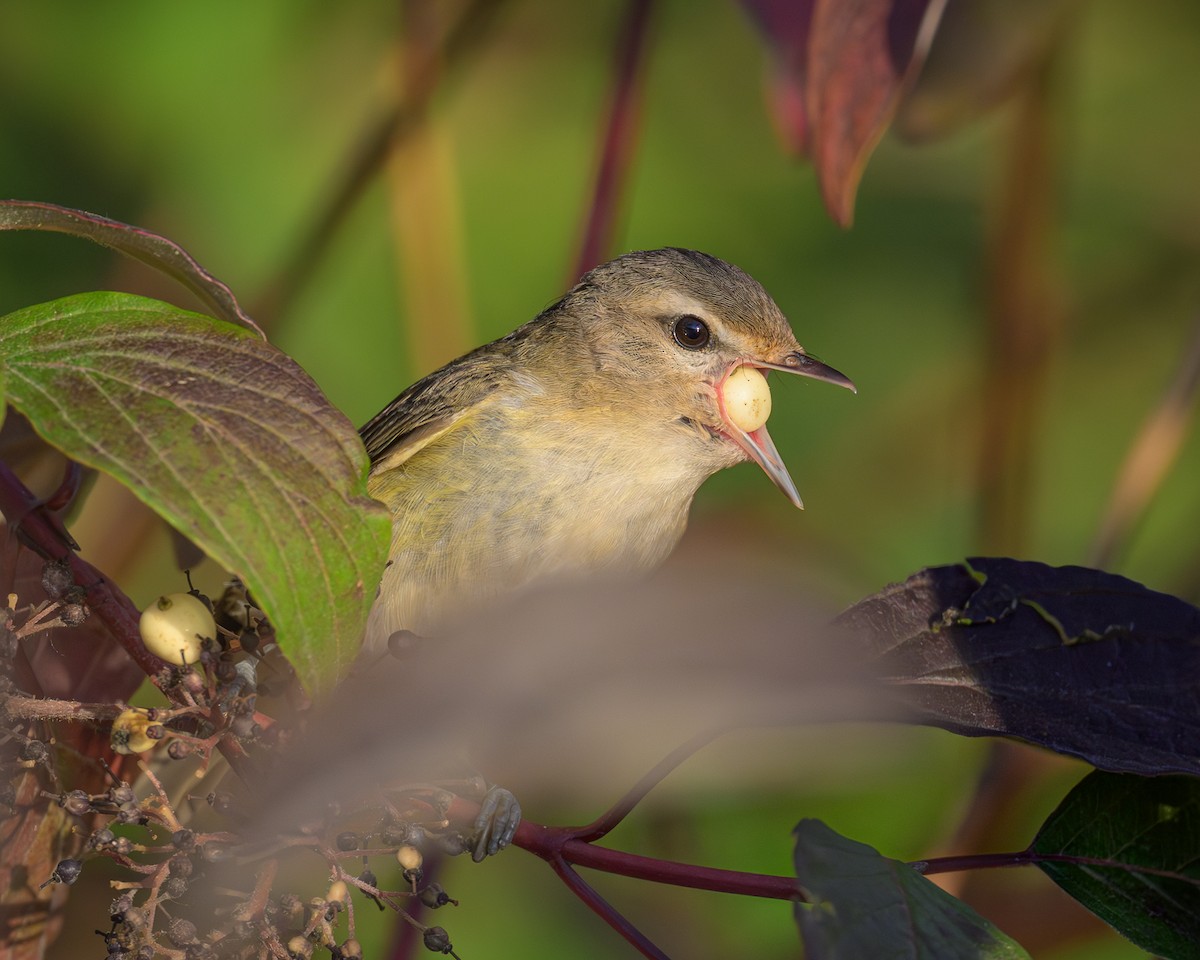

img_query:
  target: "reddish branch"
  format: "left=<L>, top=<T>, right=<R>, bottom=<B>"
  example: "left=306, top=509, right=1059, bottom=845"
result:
left=439, top=730, right=802, bottom=960
left=0, top=459, right=163, bottom=679
left=0, top=459, right=258, bottom=780
left=443, top=793, right=799, bottom=960
left=917, top=849, right=1190, bottom=881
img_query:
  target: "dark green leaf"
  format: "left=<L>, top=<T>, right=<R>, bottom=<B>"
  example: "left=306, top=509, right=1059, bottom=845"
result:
left=0, top=292, right=391, bottom=691
left=1033, top=771, right=1200, bottom=959
left=793, top=819, right=1030, bottom=959
left=837, top=558, right=1200, bottom=776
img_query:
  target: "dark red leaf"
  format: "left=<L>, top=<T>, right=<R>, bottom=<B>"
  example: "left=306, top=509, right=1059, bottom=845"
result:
left=805, top=0, right=947, bottom=225
left=739, top=0, right=817, bottom=156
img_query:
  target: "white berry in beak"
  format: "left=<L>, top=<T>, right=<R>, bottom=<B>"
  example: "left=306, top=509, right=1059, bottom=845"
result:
left=716, top=363, right=802, bottom=509
left=721, top=365, right=772, bottom=433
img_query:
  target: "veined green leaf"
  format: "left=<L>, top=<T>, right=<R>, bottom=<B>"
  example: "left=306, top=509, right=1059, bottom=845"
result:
left=0, top=291, right=390, bottom=692
left=1033, top=771, right=1200, bottom=959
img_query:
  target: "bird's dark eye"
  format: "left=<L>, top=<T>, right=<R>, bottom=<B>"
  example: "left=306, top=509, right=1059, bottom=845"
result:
left=672, top=315, right=710, bottom=349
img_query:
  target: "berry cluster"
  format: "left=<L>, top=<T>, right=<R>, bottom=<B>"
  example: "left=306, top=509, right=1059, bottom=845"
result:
left=4, top=565, right=471, bottom=959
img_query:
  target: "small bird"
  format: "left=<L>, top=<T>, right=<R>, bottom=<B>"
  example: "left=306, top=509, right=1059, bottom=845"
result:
left=360, top=248, right=853, bottom=652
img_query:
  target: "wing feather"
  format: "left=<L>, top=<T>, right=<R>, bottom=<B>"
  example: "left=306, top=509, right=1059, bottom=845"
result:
left=359, top=351, right=504, bottom=469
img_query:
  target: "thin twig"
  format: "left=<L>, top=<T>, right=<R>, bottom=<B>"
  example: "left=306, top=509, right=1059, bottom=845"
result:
left=550, top=859, right=671, bottom=960
left=1, top=696, right=123, bottom=723
left=1090, top=312, right=1200, bottom=569
left=956, top=39, right=1067, bottom=896
left=0, top=460, right=164, bottom=680
left=252, top=0, right=508, bottom=325
left=574, top=729, right=720, bottom=841
left=976, top=46, right=1066, bottom=554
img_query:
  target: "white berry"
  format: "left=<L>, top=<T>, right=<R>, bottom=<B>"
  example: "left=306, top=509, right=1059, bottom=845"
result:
left=139, top=592, right=215, bottom=665
left=722, top=365, right=772, bottom=433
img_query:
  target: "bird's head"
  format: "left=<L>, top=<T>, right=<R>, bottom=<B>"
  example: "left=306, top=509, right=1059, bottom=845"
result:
left=551, top=248, right=855, bottom=508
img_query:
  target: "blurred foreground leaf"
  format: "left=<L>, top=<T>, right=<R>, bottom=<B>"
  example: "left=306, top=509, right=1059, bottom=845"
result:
left=838, top=557, right=1200, bottom=775
left=0, top=292, right=390, bottom=692
left=793, top=819, right=1029, bottom=959
left=1032, top=771, right=1200, bottom=960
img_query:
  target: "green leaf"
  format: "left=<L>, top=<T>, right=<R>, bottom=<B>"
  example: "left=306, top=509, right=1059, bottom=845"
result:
left=0, top=291, right=391, bottom=692
left=1032, top=771, right=1200, bottom=959
left=793, top=819, right=1030, bottom=960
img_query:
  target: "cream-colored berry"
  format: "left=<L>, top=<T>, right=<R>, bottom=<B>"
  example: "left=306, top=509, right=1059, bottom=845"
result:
left=722, top=365, right=772, bottom=433
left=139, top=593, right=215, bottom=665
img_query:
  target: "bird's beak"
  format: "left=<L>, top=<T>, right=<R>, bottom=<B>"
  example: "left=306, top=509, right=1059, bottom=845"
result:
left=719, top=352, right=855, bottom=511
left=758, top=352, right=857, bottom=394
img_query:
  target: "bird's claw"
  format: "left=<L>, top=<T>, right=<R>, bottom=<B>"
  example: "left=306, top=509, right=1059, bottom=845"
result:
left=471, top=786, right=521, bottom=862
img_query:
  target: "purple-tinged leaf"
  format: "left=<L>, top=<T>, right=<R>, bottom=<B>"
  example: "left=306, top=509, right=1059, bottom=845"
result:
left=742, top=0, right=948, bottom=225
left=0, top=200, right=262, bottom=337
left=837, top=558, right=1200, bottom=776
left=804, top=0, right=947, bottom=225
left=739, top=0, right=817, bottom=156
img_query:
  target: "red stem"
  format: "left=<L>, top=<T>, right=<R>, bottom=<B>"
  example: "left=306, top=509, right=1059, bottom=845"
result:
left=913, top=849, right=1036, bottom=875
left=446, top=795, right=800, bottom=901
left=574, top=729, right=720, bottom=841
left=0, top=459, right=163, bottom=679
left=917, top=848, right=1191, bottom=881
left=551, top=859, right=671, bottom=960
left=559, top=830, right=799, bottom=899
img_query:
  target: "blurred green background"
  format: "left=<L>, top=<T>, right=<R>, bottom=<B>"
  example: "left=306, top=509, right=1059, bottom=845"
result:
left=3, top=1, right=1198, bottom=957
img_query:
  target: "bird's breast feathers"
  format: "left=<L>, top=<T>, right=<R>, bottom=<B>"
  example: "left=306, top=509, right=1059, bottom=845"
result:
left=363, top=382, right=716, bottom=642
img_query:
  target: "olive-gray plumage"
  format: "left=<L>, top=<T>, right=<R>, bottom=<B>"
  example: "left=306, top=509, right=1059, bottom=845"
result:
left=360, top=248, right=852, bottom=651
